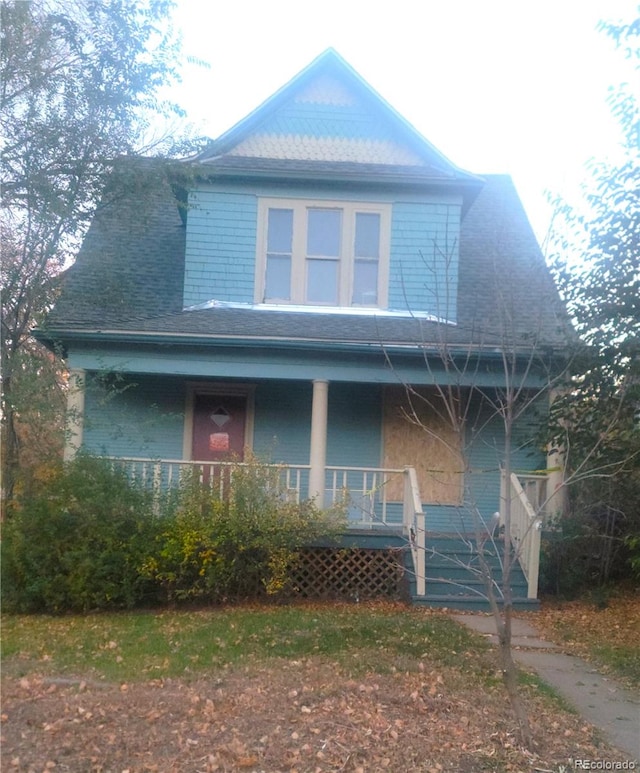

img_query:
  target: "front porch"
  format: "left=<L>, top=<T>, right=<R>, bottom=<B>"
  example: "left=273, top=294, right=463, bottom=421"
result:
left=108, top=456, right=546, bottom=609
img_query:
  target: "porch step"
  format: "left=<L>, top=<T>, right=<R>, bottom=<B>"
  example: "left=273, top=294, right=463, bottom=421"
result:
left=407, top=534, right=538, bottom=612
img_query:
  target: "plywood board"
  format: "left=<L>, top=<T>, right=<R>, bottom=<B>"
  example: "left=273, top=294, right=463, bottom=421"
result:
left=383, top=386, right=464, bottom=505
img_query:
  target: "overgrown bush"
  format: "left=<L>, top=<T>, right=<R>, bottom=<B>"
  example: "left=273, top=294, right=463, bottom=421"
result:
left=1, top=456, right=159, bottom=612
left=142, top=456, right=344, bottom=604
left=2, top=454, right=344, bottom=613
left=539, top=475, right=640, bottom=597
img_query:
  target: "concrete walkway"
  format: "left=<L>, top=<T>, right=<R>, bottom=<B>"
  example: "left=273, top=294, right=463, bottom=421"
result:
left=452, top=613, right=640, bottom=761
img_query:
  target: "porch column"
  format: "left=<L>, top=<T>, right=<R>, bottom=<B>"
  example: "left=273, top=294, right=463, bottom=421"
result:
left=64, top=368, right=86, bottom=462
left=309, top=379, right=329, bottom=507
left=546, top=445, right=566, bottom=520
left=546, top=389, right=567, bottom=520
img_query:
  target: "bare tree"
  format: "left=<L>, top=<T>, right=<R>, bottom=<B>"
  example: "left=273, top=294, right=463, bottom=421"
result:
left=382, top=184, right=574, bottom=749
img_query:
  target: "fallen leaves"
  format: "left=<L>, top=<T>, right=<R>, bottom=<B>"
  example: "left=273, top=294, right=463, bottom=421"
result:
left=521, top=592, right=640, bottom=688
left=2, top=597, right=635, bottom=771
left=1, top=657, right=626, bottom=772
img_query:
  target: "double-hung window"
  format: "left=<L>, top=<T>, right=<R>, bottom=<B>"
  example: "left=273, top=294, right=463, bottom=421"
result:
left=257, top=198, right=390, bottom=308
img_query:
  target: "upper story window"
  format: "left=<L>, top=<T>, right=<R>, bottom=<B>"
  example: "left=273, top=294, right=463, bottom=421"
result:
left=256, top=198, right=391, bottom=308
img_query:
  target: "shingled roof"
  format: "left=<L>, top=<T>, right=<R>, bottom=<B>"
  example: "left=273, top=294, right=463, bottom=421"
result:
left=43, top=49, right=570, bottom=357
left=44, top=168, right=570, bottom=354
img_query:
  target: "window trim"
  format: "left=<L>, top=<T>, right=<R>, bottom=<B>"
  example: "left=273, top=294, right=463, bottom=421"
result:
left=255, top=197, right=391, bottom=309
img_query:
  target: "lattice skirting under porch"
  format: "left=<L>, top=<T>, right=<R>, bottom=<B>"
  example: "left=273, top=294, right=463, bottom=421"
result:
left=286, top=547, right=408, bottom=601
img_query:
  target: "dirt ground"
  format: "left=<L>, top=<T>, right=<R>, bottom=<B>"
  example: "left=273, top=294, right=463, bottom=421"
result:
left=1, top=655, right=625, bottom=773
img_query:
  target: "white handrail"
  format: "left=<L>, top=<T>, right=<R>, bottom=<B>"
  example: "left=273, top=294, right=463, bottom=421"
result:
left=325, top=465, right=405, bottom=527
left=508, top=472, right=542, bottom=598
left=403, top=466, right=425, bottom=597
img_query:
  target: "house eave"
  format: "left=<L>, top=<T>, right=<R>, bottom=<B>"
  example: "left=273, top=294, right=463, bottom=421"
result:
left=184, top=160, right=484, bottom=191
left=36, top=326, right=564, bottom=363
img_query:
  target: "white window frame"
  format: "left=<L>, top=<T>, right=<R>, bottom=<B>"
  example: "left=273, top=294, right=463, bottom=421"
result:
left=255, top=197, right=391, bottom=309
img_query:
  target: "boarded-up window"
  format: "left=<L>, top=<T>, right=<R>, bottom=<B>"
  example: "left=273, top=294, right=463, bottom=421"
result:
left=383, top=386, right=464, bottom=505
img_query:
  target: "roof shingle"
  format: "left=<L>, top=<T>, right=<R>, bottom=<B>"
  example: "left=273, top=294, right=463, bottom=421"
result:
left=46, top=170, right=570, bottom=354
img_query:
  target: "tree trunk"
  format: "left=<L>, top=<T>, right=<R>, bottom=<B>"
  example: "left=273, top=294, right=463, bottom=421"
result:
left=1, top=392, right=21, bottom=518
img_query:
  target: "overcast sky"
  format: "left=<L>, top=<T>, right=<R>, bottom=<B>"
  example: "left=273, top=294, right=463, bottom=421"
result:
left=169, top=0, right=638, bottom=245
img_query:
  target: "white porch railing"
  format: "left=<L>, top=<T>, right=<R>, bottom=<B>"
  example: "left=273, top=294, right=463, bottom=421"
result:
left=324, top=465, right=406, bottom=528
left=106, top=457, right=422, bottom=534
left=107, top=457, right=307, bottom=502
left=501, top=470, right=544, bottom=598
left=517, top=474, right=548, bottom=518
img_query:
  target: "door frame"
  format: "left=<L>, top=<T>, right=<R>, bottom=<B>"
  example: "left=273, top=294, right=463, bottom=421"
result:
left=183, top=382, right=256, bottom=460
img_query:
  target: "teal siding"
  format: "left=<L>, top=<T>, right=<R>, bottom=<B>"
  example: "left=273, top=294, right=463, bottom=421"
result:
left=464, top=397, right=546, bottom=526
left=420, top=395, right=546, bottom=534
left=389, top=202, right=460, bottom=319
left=327, top=384, right=382, bottom=467
left=253, top=382, right=312, bottom=464
left=182, top=180, right=462, bottom=316
left=83, top=374, right=185, bottom=459
left=253, top=382, right=382, bottom=468
left=82, top=375, right=384, bottom=488
left=184, top=190, right=257, bottom=307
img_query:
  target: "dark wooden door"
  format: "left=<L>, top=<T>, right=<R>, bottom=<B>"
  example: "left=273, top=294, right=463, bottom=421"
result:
left=191, top=394, right=247, bottom=462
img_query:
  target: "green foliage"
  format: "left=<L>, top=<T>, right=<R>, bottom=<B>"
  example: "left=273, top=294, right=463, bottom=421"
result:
left=550, top=17, right=639, bottom=365
left=547, top=12, right=640, bottom=590
left=1, top=455, right=344, bottom=613
left=142, top=456, right=344, bottom=604
left=624, top=535, right=640, bottom=579
left=0, top=0, right=191, bottom=507
left=1, top=456, right=159, bottom=613
left=540, top=495, right=635, bottom=598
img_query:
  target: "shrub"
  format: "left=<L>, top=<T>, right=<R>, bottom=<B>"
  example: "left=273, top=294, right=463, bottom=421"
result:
left=2, top=454, right=345, bottom=612
left=141, top=455, right=344, bottom=604
left=1, top=456, right=159, bottom=612
left=539, top=477, right=639, bottom=597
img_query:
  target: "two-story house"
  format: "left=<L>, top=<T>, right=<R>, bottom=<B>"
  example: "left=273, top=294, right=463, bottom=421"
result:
left=43, top=49, right=569, bottom=608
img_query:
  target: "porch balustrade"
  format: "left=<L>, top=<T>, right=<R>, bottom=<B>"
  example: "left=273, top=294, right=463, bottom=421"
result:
left=106, top=457, right=423, bottom=541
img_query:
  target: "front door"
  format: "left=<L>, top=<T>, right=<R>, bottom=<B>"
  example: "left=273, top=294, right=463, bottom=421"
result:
left=192, top=394, right=247, bottom=462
